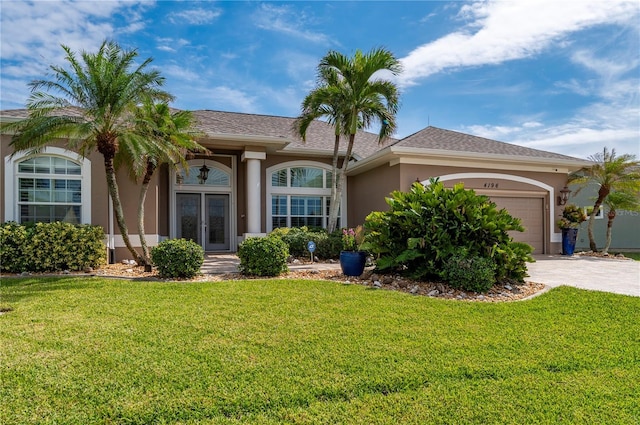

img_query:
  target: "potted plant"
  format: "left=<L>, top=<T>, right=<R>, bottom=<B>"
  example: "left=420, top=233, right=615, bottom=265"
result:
left=340, top=225, right=367, bottom=276
left=558, top=204, right=587, bottom=255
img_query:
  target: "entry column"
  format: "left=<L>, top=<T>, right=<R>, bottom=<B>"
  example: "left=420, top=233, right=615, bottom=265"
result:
left=241, top=150, right=266, bottom=236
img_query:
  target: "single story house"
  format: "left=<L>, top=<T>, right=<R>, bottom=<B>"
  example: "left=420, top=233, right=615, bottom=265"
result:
left=1, top=109, right=591, bottom=261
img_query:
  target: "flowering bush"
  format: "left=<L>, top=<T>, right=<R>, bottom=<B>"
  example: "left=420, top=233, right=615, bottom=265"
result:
left=342, top=225, right=364, bottom=251
left=557, top=204, right=587, bottom=229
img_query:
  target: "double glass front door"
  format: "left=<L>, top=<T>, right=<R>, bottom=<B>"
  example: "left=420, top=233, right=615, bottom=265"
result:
left=176, top=193, right=230, bottom=251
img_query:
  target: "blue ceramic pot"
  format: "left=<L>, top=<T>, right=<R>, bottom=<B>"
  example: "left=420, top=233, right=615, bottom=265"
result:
left=561, top=228, right=579, bottom=255
left=339, top=251, right=367, bottom=277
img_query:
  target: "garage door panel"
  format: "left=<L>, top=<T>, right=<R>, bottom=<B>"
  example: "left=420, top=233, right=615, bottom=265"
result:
left=491, top=197, right=544, bottom=254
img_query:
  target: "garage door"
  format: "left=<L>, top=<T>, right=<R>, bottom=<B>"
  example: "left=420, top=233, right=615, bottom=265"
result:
left=490, top=197, right=544, bottom=254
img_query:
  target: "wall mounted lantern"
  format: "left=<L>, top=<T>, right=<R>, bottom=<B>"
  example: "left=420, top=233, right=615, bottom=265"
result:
left=557, top=186, right=571, bottom=206
left=198, top=161, right=210, bottom=184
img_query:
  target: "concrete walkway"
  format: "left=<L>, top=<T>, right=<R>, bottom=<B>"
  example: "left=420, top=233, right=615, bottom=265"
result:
left=528, top=254, right=639, bottom=297
left=202, top=253, right=640, bottom=297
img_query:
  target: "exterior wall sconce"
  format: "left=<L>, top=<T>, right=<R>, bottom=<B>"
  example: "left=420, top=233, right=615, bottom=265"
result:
left=557, top=186, right=571, bottom=205
left=198, top=161, right=210, bottom=184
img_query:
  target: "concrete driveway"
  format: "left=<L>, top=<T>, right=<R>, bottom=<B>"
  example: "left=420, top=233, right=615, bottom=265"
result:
left=528, top=255, right=640, bottom=297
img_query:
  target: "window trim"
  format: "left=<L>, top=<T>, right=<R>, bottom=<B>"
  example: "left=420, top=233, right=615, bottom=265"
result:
left=4, top=147, right=91, bottom=223
left=266, top=160, right=345, bottom=232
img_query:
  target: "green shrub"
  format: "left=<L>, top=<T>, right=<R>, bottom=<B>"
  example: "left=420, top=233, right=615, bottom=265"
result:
left=269, top=227, right=340, bottom=259
left=151, top=238, right=204, bottom=279
left=441, top=251, right=497, bottom=293
left=0, top=221, right=105, bottom=273
left=363, top=178, right=534, bottom=283
left=238, top=236, right=288, bottom=276
left=0, top=222, right=28, bottom=273
left=316, top=230, right=343, bottom=259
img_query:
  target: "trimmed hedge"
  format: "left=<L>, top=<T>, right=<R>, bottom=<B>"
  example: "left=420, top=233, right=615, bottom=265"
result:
left=0, top=221, right=106, bottom=273
left=238, top=236, right=288, bottom=277
left=269, top=227, right=342, bottom=259
left=151, top=238, right=204, bottom=279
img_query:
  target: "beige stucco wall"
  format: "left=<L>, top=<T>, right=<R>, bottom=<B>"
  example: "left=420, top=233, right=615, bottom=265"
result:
left=347, top=162, right=570, bottom=254
left=347, top=162, right=401, bottom=226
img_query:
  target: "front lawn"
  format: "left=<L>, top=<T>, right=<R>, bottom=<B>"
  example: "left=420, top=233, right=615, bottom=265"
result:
left=1, top=278, right=638, bottom=424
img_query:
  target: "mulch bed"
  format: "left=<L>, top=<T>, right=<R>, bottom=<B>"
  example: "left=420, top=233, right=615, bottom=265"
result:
left=5, top=262, right=546, bottom=303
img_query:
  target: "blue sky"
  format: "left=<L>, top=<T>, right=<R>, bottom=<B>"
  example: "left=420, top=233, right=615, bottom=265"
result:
left=1, top=0, right=638, bottom=159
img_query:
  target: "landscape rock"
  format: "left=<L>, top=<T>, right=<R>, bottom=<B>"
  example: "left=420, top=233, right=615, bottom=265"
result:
left=427, top=289, right=439, bottom=296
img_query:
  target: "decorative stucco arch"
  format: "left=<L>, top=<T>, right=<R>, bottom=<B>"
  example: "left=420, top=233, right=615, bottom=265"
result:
left=426, top=172, right=560, bottom=243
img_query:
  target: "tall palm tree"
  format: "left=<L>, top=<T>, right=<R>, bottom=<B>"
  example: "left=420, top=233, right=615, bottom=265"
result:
left=8, top=40, right=172, bottom=262
left=602, top=191, right=640, bottom=254
left=569, top=147, right=640, bottom=251
left=294, top=47, right=402, bottom=233
left=119, top=101, right=207, bottom=265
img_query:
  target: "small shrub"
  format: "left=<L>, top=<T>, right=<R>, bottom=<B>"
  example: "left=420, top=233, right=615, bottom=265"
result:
left=316, top=230, right=343, bottom=259
left=151, top=238, right=204, bottom=279
left=441, top=252, right=496, bottom=293
left=238, top=236, right=288, bottom=276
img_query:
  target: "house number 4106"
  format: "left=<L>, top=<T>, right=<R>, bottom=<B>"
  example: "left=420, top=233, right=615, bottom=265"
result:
left=483, top=182, right=499, bottom=188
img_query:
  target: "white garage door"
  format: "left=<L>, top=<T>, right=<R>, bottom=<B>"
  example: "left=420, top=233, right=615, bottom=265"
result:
left=491, top=197, right=544, bottom=254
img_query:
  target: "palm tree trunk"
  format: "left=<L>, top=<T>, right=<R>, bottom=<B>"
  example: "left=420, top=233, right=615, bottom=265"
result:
left=137, top=161, right=156, bottom=265
left=327, top=134, right=341, bottom=233
left=104, top=156, right=141, bottom=263
left=588, top=185, right=610, bottom=251
left=332, top=133, right=357, bottom=231
left=603, top=209, right=616, bottom=254
left=137, top=175, right=152, bottom=265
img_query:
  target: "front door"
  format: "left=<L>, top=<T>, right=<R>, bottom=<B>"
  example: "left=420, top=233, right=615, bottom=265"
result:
left=176, top=193, right=230, bottom=251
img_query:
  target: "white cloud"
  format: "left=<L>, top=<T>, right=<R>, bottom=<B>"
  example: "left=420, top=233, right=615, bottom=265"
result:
left=156, top=38, right=191, bottom=53
left=207, top=87, right=257, bottom=112
left=0, top=0, right=150, bottom=109
left=167, top=7, right=222, bottom=25
left=253, top=4, right=329, bottom=44
left=399, top=0, right=639, bottom=86
left=462, top=97, right=640, bottom=159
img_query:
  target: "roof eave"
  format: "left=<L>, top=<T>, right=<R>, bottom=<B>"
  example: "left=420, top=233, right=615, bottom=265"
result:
left=199, top=133, right=291, bottom=151
left=347, top=146, right=591, bottom=176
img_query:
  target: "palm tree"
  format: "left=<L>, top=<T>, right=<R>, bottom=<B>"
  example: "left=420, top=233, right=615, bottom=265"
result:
left=294, top=47, right=402, bottom=233
left=8, top=40, right=172, bottom=262
left=119, top=101, right=207, bottom=265
left=569, top=147, right=640, bottom=251
left=602, top=191, right=640, bottom=254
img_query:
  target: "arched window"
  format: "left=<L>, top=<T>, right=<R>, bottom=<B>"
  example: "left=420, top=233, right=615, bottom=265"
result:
left=177, top=164, right=230, bottom=187
left=4, top=148, right=91, bottom=224
left=267, top=162, right=339, bottom=231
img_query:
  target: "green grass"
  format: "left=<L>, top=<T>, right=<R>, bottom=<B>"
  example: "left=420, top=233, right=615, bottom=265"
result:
left=622, top=252, right=640, bottom=261
left=1, top=278, right=639, bottom=424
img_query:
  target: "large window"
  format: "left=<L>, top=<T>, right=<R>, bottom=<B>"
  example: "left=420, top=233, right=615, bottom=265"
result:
left=17, top=156, right=82, bottom=223
left=267, top=163, right=340, bottom=230
left=5, top=148, right=91, bottom=224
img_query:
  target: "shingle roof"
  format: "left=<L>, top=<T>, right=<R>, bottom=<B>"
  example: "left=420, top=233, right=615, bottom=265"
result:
left=0, top=108, right=391, bottom=159
left=191, top=110, right=392, bottom=158
left=394, top=126, right=580, bottom=161
left=1, top=108, right=583, bottom=163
